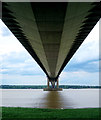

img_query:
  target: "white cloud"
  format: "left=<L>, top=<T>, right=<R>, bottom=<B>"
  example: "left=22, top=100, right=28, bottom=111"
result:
left=69, top=19, right=100, bottom=64
left=0, top=74, right=2, bottom=85
left=0, top=35, right=25, bottom=55
left=1, top=74, right=47, bottom=85
left=60, top=71, right=99, bottom=86
left=0, top=20, right=25, bottom=55
left=88, top=61, right=99, bottom=66
left=1, top=51, right=44, bottom=76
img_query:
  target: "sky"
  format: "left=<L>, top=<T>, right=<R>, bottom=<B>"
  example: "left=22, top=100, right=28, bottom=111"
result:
left=0, top=19, right=100, bottom=86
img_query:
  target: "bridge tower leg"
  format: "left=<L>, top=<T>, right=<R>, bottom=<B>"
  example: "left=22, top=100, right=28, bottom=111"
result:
left=44, top=77, right=62, bottom=91
left=56, top=79, right=59, bottom=88
left=47, top=78, right=49, bottom=88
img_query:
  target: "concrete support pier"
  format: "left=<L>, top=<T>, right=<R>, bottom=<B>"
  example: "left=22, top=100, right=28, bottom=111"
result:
left=47, top=78, right=49, bottom=88
left=43, top=88, right=62, bottom=91
left=43, top=78, right=62, bottom=91
left=57, top=79, right=59, bottom=88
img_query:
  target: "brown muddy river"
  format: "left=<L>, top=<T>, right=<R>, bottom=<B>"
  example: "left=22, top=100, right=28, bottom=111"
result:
left=1, top=89, right=100, bottom=109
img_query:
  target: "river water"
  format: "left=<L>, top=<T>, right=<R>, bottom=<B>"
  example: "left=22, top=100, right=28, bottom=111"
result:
left=0, top=89, right=100, bottom=109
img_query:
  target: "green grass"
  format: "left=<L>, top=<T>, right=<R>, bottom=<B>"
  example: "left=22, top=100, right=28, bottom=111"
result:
left=1, top=107, right=101, bottom=120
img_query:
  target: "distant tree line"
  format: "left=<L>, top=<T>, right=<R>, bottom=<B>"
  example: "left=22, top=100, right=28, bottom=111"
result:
left=60, top=85, right=101, bottom=89
left=0, top=85, right=101, bottom=89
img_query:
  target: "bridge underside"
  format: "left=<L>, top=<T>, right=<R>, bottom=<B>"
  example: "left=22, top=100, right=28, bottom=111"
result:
left=2, top=2, right=101, bottom=89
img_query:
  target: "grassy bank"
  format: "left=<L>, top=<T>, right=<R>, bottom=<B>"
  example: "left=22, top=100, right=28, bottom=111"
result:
left=1, top=107, right=100, bottom=120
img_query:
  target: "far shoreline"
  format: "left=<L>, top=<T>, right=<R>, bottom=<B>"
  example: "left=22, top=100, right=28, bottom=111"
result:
left=0, top=85, right=101, bottom=89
